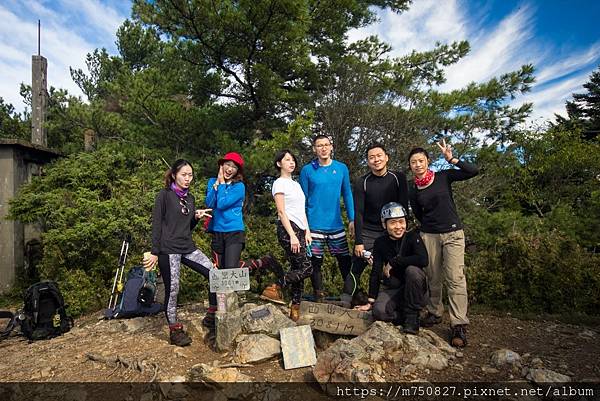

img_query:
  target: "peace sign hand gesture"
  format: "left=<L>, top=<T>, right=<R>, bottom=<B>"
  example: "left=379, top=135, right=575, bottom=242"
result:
left=195, top=208, right=212, bottom=220
left=437, top=139, right=455, bottom=163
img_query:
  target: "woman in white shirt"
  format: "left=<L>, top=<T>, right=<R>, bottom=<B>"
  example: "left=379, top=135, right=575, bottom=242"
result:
left=260, top=150, right=313, bottom=321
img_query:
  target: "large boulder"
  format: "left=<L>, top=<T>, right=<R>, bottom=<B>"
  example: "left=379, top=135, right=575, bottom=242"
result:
left=215, top=310, right=243, bottom=352
left=241, top=304, right=296, bottom=336
left=215, top=303, right=295, bottom=352
left=233, top=334, right=281, bottom=364
left=313, top=322, right=455, bottom=388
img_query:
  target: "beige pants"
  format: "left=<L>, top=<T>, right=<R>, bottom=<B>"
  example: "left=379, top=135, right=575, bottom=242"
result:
left=421, top=230, right=469, bottom=326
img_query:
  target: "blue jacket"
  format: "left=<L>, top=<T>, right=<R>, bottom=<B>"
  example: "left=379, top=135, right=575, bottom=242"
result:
left=299, top=159, right=354, bottom=231
left=205, top=178, right=245, bottom=232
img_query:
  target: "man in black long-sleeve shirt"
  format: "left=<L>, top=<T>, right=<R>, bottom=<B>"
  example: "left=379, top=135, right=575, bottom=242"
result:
left=343, top=144, right=409, bottom=297
left=354, top=202, right=428, bottom=334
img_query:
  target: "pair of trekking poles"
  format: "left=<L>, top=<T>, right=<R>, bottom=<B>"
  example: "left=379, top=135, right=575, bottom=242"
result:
left=1, top=235, right=131, bottom=339
left=108, top=234, right=131, bottom=310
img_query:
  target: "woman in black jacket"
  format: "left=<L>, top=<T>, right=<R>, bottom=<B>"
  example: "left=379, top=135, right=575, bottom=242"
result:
left=144, top=159, right=212, bottom=347
left=408, top=140, right=479, bottom=347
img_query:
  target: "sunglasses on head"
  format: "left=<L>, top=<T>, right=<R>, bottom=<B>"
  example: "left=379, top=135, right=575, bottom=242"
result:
left=179, top=197, right=189, bottom=215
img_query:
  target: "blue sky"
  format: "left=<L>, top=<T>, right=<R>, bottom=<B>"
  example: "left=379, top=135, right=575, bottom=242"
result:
left=1, top=0, right=599, bottom=126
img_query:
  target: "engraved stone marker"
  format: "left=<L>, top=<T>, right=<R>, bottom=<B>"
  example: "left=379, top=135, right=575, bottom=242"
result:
left=296, top=301, right=374, bottom=335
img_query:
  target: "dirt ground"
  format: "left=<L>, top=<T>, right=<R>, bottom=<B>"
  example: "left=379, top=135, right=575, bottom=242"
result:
left=0, top=302, right=599, bottom=384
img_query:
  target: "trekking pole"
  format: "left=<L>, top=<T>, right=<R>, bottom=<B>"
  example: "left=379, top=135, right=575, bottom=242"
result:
left=108, top=235, right=131, bottom=310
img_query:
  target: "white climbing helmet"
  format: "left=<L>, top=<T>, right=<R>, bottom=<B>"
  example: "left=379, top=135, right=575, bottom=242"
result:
left=380, top=202, right=407, bottom=228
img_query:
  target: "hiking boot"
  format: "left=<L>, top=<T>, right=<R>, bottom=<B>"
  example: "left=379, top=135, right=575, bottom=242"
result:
left=169, top=323, right=192, bottom=347
left=259, top=283, right=286, bottom=305
left=420, top=312, right=442, bottom=327
left=450, top=324, right=468, bottom=348
left=290, top=304, right=300, bottom=322
left=313, top=290, right=326, bottom=303
left=202, top=309, right=216, bottom=329
left=402, top=313, right=420, bottom=335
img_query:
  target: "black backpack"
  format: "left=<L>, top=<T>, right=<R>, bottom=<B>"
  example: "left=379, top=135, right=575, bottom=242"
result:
left=104, top=265, right=162, bottom=319
left=0, top=281, right=74, bottom=341
left=20, top=281, right=74, bottom=341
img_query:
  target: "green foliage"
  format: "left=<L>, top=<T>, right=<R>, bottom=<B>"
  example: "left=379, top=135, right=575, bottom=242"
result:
left=132, top=0, right=412, bottom=124
left=556, top=66, right=600, bottom=132
left=464, top=127, right=600, bottom=251
left=8, top=143, right=168, bottom=314
left=59, top=269, right=106, bottom=317
left=18, top=84, right=88, bottom=154
left=0, top=97, right=29, bottom=140
left=468, top=229, right=600, bottom=316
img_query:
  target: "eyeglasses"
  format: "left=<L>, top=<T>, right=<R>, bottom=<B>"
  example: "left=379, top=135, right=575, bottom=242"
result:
left=315, top=144, right=331, bottom=148
left=179, top=197, right=190, bottom=215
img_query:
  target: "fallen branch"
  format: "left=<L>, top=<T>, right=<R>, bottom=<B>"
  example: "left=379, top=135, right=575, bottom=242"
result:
left=214, top=363, right=252, bottom=368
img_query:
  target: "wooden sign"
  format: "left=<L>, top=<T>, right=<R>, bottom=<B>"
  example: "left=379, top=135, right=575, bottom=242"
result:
left=209, top=267, right=250, bottom=293
left=279, top=325, right=317, bottom=370
left=296, top=301, right=374, bottom=336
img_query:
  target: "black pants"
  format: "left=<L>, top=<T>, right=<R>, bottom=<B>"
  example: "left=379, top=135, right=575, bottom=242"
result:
left=211, top=231, right=245, bottom=269
left=208, top=231, right=245, bottom=307
left=311, top=255, right=351, bottom=292
left=372, top=266, right=428, bottom=322
left=276, top=221, right=313, bottom=304
left=343, top=228, right=384, bottom=295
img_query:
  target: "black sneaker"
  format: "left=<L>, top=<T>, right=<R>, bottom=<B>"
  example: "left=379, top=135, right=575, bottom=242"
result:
left=403, top=313, right=420, bottom=335
left=169, top=324, right=192, bottom=347
left=450, top=324, right=468, bottom=348
left=420, top=312, right=442, bottom=327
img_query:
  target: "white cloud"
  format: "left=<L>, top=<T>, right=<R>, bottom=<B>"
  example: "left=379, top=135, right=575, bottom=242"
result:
left=62, top=0, right=127, bottom=40
left=441, top=6, right=536, bottom=91
left=349, top=0, right=468, bottom=56
left=348, top=1, right=600, bottom=124
left=535, top=43, right=600, bottom=85
left=516, top=68, right=595, bottom=123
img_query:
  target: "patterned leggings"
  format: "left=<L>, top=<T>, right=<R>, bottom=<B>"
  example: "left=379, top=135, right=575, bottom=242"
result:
left=158, top=249, right=213, bottom=325
left=276, top=221, right=313, bottom=304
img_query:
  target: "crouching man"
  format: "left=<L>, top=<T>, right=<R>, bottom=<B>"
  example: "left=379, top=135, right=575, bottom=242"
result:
left=354, top=203, right=428, bottom=334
